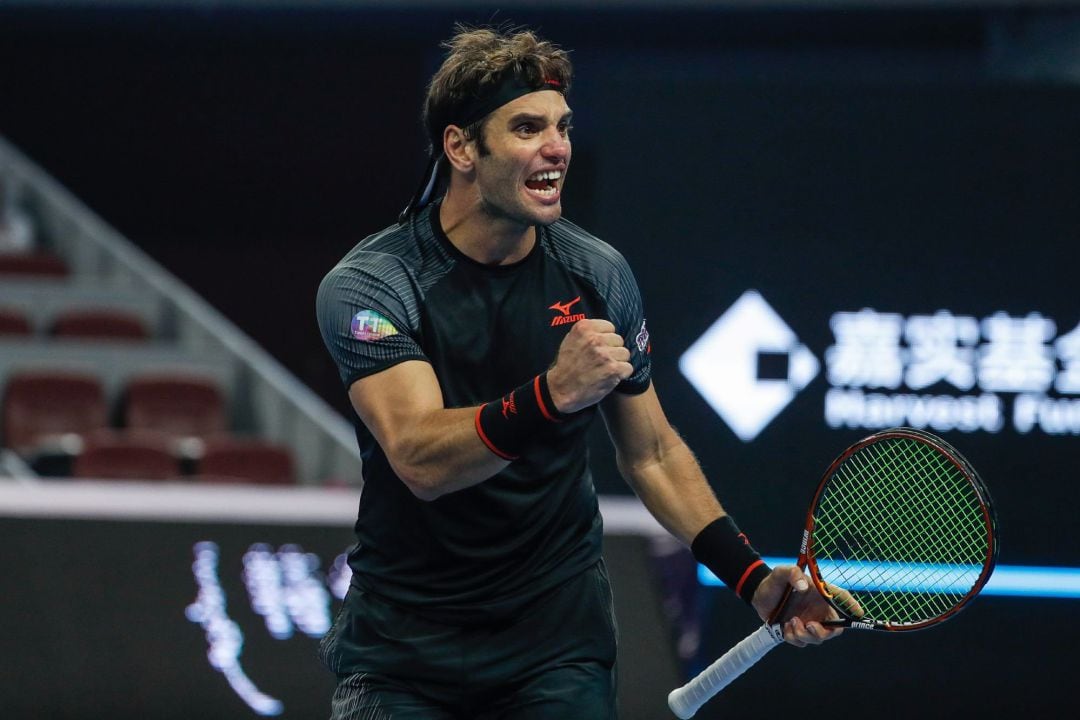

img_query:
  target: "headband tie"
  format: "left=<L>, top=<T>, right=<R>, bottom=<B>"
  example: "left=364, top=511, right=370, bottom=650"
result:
left=398, top=69, right=566, bottom=224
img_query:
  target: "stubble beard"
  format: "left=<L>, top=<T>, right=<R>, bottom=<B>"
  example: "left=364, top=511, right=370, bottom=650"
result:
left=478, top=188, right=561, bottom=229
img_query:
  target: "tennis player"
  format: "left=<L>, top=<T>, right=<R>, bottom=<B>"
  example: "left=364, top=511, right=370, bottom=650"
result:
left=316, top=25, right=842, bottom=719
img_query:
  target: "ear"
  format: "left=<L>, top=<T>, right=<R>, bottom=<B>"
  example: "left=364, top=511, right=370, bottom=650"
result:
left=443, top=126, right=476, bottom=173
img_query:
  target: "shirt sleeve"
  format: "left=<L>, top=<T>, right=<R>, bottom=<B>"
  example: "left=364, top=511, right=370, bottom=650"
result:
left=316, top=252, right=429, bottom=388
left=605, top=253, right=652, bottom=395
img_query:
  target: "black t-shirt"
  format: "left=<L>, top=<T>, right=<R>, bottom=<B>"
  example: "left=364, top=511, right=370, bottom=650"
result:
left=317, top=203, right=651, bottom=624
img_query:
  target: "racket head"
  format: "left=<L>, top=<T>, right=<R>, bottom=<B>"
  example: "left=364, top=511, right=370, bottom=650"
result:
left=801, top=427, right=998, bottom=631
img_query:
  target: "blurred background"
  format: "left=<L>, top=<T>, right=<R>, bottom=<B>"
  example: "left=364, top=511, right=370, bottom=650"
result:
left=1, top=1, right=1077, bottom=718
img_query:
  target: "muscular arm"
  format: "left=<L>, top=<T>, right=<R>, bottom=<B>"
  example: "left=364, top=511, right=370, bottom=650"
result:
left=351, top=319, right=633, bottom=502
left=603, top=384, right=844, bottom=645
left=599, top=383, right=724, bottom=543
left=348, top=360, right=509, bottom=501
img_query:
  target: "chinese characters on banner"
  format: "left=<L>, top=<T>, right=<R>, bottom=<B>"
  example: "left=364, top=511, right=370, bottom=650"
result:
left=825, top=309, right=1080, bottom=434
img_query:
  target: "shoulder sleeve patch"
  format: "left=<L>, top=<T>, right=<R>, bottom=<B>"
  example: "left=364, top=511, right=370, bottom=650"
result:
left=351, top=309, right=400, bottom=342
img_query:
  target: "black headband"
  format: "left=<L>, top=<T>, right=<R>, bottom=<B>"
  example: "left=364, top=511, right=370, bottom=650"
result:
left=429, top=71, right=565, bottom=151
left=398, top=69, right=566, bottom=224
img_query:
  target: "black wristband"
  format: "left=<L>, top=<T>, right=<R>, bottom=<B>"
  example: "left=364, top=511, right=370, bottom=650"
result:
left=691, top=516, right=771, bottom=605
left=474, top=372, right=566, bottom=460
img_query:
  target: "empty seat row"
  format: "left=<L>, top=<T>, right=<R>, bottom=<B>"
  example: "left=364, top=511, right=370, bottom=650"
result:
left=71, top=430, right=295, bottom=484
left=0, top=306, right=150, bottom=340
left=0, top=251, right=68, bottom=278
left=2, top=371, right=225, bottom=451
left=1, top=370, right=294, bottom=484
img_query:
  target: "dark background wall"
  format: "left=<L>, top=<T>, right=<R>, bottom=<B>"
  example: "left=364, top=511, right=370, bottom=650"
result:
left=2, top=5, right=1078, bottom=717
left=0, top=4, right=1004, bottom=420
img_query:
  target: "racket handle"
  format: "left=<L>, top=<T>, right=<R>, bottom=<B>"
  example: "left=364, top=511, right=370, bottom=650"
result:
left=667, top=623, right=784, bottom=719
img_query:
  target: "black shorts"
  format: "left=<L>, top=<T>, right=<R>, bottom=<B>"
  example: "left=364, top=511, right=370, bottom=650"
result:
left=320, top=561, right=619, bottom=720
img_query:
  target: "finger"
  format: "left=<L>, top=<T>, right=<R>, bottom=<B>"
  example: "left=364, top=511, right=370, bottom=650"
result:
left=579, top=318, right=616, bottom=334
left=615, top=361, right=634, bottom=380
left=602, top=332, right=625, bottom=348
left=827, top=584, right=865, bottom=619
left=786, top=614, right=843, bottom=647
left=783, top=617, right=808, bottom=647
left=802, top=621, right=834, bottom=645
left=819, top=623, right=845, bottom=640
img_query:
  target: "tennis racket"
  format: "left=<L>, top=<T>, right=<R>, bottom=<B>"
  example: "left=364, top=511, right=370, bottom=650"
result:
left=668, top=427, right=998, bottom=719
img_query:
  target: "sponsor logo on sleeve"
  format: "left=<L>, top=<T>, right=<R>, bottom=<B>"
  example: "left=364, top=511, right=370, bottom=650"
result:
left=351, top=310, right=399, bottom=342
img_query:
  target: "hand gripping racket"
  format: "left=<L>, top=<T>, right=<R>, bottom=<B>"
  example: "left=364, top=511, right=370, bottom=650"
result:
left=668, top=427, right=998, bottom=719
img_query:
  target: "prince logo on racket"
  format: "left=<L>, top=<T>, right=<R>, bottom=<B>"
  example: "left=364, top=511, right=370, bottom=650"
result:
left=316, top=23, right=845, bottom=720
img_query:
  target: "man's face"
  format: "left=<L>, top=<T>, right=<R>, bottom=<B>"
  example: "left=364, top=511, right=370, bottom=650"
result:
left=469, top=90, right=572, bottom=228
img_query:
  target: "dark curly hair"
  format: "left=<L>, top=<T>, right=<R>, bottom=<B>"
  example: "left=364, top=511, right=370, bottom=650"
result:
left=423, top=25, right=573, bottom=155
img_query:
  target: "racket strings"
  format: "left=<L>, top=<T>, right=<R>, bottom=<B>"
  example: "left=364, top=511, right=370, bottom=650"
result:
left=825, top=444, right=982, bottom=614
left=821, top=442, right=984, bottom=619
left=811, top=437, right=990, bottom=625
left=858, top=443, right=986, bottom=566
left=821, top=457, right=962, bottom=621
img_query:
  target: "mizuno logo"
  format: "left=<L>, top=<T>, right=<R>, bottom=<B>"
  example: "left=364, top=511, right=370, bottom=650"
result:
left=501, top=392, right=517, bottom=418
left=549, top=296, right=582, bottom=316
left=549, top=296, right=586, bottom=327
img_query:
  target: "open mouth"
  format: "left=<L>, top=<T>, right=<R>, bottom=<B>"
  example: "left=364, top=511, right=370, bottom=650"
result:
left=524, top=170, right=561, bottom=198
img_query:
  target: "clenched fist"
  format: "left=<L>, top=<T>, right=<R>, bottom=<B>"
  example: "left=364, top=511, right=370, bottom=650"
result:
left=546, top=319, right=633, bottom=414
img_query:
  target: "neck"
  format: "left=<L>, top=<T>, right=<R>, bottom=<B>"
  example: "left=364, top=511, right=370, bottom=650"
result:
left=438, top=185, right=536, bottom=266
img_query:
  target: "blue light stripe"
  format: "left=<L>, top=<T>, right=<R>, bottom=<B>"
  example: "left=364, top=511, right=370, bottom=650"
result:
left=698, top=558, right=1080, bottom=599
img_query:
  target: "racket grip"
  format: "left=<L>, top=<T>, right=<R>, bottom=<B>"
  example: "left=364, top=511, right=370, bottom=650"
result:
left=667, top=623, right=784, bottom=719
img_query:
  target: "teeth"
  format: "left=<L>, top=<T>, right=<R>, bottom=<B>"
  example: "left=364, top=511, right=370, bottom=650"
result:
left=527, top=170, right=562, bottom=182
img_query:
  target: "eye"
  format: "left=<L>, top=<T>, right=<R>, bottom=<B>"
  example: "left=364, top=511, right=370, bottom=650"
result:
left=558, top=122, right=574, bottom=137
left=516, top=122, right=539, bottom=135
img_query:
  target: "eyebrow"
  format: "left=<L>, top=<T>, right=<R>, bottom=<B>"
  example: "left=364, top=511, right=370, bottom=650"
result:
left=506, top=110, right=575, bottom=126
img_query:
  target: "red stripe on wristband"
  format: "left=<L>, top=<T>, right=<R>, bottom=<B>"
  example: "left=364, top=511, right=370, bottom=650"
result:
left=734, top=559, right=766, bottom=599
left=533, top=375, right=562, bottom=423
left=692, top=515, right=771, bottom=605
left=474, top=406, right=519, bottom=461
left=475, top=373, right=572, bottom=461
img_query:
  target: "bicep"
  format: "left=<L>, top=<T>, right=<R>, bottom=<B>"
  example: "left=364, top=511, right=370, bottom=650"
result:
left=348, top=360, right=510, bottom=499
left=348, top=360, right=445, bottom=457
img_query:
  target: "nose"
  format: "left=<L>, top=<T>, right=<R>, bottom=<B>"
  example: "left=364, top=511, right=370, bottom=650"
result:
left=541, top=128, right=570, bottom=164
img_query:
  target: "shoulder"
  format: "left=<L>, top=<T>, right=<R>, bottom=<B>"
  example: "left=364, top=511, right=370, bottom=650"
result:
left=542, top=217, right=639, bottom=294
left=315, top=223, right=430, bottom=339
left=319, top=210, right=450, bottom=300
left=322, top=223, right=418, bottom=287
left=543, top=217, right=628, bottom=267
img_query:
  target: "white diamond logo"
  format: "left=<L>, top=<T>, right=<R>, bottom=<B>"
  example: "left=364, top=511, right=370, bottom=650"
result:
left=679, top=290, right=819, bottom=442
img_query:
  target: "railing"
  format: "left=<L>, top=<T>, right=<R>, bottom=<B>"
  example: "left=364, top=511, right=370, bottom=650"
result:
left=0, top=134, right=362, bottom=485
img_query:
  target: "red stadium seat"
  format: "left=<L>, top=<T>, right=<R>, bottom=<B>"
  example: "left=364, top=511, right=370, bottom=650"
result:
left=197, top=436, right=296, bottom=485
left=72, top=429, right=179, bottom=481
left=0, top=307, right=32, bottom=336
left=123, top=374, right=228, bottom=438
left=51, top=309, right=149, bottom=341
left=1, top=371, right=108, bottom=453
left=0, top=252, right=69, bottom=278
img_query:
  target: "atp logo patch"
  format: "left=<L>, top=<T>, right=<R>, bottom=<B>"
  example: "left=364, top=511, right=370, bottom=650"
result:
left=635, top=320, right=650, bottom=353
